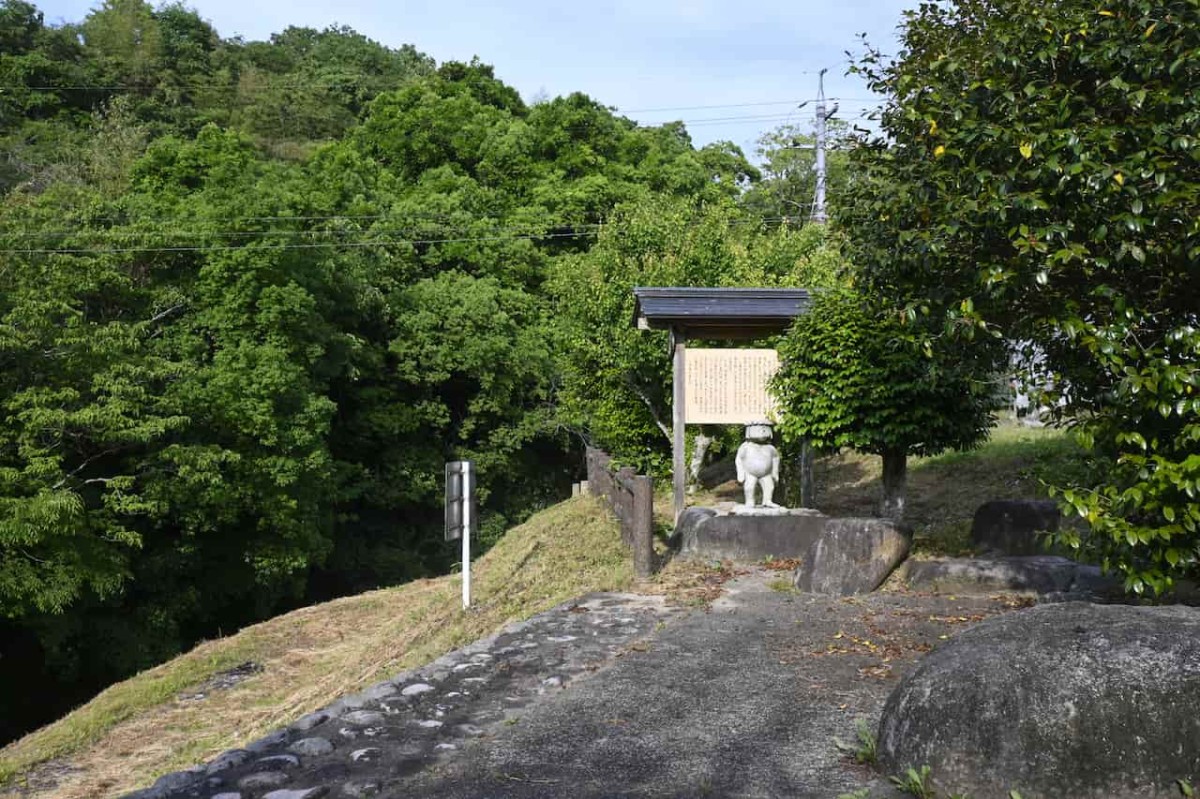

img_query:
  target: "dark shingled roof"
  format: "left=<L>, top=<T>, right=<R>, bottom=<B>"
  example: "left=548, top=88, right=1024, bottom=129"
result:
left=632, top=287, right=812, bottom=338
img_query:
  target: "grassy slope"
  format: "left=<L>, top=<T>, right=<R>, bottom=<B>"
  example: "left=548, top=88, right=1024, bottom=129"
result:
left=0, top=497, right=633, bottom=799
left=1, top=424, right=1076, bottom=798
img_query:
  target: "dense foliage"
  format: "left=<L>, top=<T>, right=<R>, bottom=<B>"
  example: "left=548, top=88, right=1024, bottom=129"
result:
left=773, top=289, right=1001, bottom=519
left=741, top=119, right=851, bottom=223
left=550, top=198, right=845, bottom=475
left=0, top=0, right=772, bottom=741
left=839, top=0, right=1199, bottom=590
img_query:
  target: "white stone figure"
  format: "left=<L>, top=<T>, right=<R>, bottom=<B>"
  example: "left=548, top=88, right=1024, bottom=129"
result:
left=735, top=422, right=781, bottom=508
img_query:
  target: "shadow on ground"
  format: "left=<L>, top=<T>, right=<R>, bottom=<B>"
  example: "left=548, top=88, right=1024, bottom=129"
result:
left=403, top=571, right=1026, bottom=799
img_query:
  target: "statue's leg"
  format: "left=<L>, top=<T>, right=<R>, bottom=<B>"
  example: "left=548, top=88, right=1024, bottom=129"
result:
left=743, top=476, right=758, bottom=507
left=761, top=476, right=779, bottom=507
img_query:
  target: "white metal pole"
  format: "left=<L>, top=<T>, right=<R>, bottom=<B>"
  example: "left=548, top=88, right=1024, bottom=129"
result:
left=462, top=462, right=471, bottom=609
left=813, top=69, right=828, bottom=224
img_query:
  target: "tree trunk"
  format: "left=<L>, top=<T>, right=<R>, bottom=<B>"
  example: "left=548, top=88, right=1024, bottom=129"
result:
left=689, top=429, right=715, bottom=484
left=880, top=449, right=907, bottom=521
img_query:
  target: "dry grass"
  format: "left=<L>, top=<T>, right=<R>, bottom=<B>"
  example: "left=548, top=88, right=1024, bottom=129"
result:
left=643, top=557, right=742, bottom=607
left=687, top=423, right=1079, bottom=556
left=0, top=425, right=1079, bottom=798
left=0, top=497, right=633, bottom=799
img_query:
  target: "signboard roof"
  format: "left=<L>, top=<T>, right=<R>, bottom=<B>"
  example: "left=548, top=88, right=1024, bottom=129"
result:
left=632, top=287, right=811, bottom=338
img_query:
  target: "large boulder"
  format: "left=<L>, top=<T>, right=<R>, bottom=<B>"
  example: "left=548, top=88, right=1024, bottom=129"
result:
left=895, top=555, right=1121, bottom=597
left=972, top=499, right=1062, bottom=555
left=878, top=602, right=1200, bottom=799
left=670, top=506, right=716, bottom=551
left=792, top=518, right=910, bottom=595
left=696, top=457, right=736, bottom=490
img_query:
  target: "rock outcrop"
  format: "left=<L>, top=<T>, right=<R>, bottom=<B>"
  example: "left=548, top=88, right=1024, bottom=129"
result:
left=971, top=499, right=1062, bottom=556
left=877, top=602, right=1200, bottom=799
left=793, top=518, right=910, bottom=595
left=678, top=506, right=826, bottom=561
left=895, top=555, right=1120, bottom=598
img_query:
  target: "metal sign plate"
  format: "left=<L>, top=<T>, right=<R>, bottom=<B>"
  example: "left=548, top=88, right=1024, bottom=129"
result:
left=445, top=461, right=475, bottom=541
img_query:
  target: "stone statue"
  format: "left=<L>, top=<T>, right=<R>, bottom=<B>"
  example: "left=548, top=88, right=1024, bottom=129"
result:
left=736, top=422, right=781, bottom=508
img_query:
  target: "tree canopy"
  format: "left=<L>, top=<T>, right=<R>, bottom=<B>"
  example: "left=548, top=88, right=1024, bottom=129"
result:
left=550, top=198, right=845, bottom=474
left=741, top=119, right=851, bottom=223
left=838, top=0, right=1199, bottom=590
left=0, top=0, right=778, bottom=742
left=773, top=288, right=1001, bottom=519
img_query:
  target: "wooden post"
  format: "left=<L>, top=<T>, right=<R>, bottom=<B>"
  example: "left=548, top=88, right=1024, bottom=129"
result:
left=632, top=475, right=654, bottom=578
left=672, top=328, right=687, bottom=521
left=799, top=438, right=815, bottom=508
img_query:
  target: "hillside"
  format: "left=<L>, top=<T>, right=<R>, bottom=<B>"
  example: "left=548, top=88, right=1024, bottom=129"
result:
left=2, top=0, right=810, bottom=743
left=0, top=497, right=634, bottom=799
left=1, top=422, right=1078, bottom=797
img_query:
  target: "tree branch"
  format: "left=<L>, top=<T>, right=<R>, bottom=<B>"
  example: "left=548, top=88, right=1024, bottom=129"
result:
left=145, top=304, right=185, bottom=327
left=19, top=548, right=50, bottom=565
left=51, top=448, right=121, bottom=490
left=624, top=373, right=672, bottom=443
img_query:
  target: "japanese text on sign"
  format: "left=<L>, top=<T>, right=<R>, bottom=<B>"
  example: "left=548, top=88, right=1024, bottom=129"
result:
left=684, top=348, right=779, bottom=424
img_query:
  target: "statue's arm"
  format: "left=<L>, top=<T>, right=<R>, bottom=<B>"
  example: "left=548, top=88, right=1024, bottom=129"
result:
left=770, top=446, right=780, bottom=481
left=735, top=445, right=746, bottom=483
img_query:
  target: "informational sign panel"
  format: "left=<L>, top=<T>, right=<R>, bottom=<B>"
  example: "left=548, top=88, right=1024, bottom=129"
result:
left=445, top=461, right=476, bottom=542
left=684, top=348, right=779, bottom=424
left=445, top=460, right=476, bottom=609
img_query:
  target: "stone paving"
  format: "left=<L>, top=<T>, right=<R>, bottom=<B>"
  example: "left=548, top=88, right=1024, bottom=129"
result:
left=125, top=592, right=679, bottom=799
left=397, top=574, right=1021, bottom=799
left=123, top=569, right=1036, bottom=799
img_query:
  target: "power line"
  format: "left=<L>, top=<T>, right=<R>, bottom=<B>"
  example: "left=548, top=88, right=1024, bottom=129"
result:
left=4, top=82, right=882, bottom=105
left=3, top=82, right=879, bottom=100
left=8, top=221, right=610, bottom=240
left=4, top=210, right=804, bottom=235
left=1, top=217, right=796, bottom=255
left=677, top=112, right=816, bottom=124
left=2, top=230, right=599, bottom=255
left=683, top=112, right=876, bottom=127
left=0, top=94, right=875, bottom=133
left=621, top=99, right=809, bottom=114
left=0, top=80, right=416, bottom=92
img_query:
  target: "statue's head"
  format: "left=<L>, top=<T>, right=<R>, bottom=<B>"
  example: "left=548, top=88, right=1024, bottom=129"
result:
left=744, top=422, right=774, bottom=443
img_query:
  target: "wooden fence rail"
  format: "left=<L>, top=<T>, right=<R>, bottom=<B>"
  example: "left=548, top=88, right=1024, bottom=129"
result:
left=585, top=447, right=655, bottom=578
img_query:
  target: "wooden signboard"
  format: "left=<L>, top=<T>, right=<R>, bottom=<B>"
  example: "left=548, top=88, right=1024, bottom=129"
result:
left=683, top=348, right=779, bottom=424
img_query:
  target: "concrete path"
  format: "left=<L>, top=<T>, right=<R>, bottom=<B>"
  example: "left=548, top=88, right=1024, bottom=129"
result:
left=129, top=571, right=1023, bottom=799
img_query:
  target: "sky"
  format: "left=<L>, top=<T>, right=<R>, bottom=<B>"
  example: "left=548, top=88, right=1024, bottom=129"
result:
left=33, top=0, right=913, bottom=155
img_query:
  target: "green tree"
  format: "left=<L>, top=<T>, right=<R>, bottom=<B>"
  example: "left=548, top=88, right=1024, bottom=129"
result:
left=551, top=197, right=845, bottom=474
left=0, top=125, right=410, bottom=717
left=0, top=0, right=94, bottom=190
left=81, top=0, right=163, bottom=91
left=773, top=289, right=1001, bottom=519
left=742, top=120, right=850, bottom=222
left=839, top=0, right=1200, bottom=590
left=230, top=25, right=434, bottom=148
left=0, top=3, right=777, bottom=739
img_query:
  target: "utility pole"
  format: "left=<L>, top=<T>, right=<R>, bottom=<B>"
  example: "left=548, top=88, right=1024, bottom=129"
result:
left=812, top=69, right=837, bottom=224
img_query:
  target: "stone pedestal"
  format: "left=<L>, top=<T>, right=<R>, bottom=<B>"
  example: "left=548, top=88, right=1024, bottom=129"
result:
left=677, top=504, right=826, bottom=561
